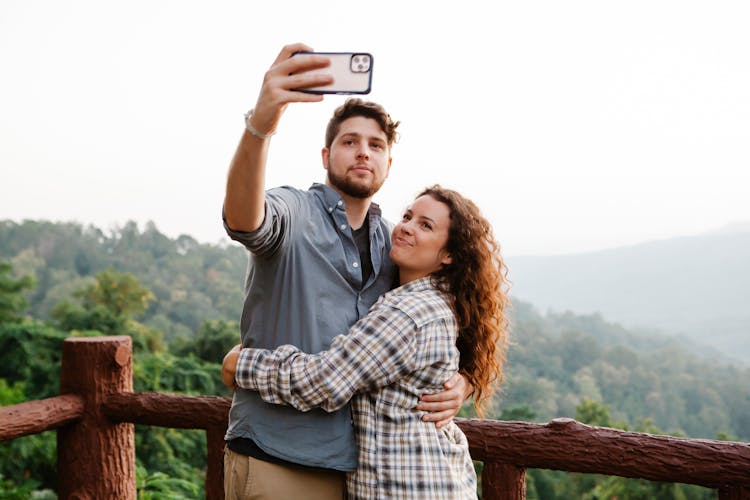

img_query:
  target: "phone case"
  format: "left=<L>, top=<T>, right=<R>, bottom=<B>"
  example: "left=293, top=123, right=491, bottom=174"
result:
left=293, top=52, right=373, bottom=95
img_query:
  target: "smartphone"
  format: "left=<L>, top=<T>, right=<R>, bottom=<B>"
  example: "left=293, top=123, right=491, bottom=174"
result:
left=292, top=52, right=373, bottom=95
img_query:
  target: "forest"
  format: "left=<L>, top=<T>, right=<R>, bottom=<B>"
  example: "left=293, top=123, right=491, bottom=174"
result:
left=1, top=219, right=749, bottom=499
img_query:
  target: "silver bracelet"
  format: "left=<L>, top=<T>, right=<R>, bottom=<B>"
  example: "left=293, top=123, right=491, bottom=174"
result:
left=244, top=109, right=276, bottom=139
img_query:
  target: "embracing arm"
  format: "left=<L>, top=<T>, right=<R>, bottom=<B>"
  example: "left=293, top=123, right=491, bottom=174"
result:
left=227, top=308, right=419, bottom=413
left=416, top=371, right=473, bottom=427
left=223, top=43, right=332, bottom=232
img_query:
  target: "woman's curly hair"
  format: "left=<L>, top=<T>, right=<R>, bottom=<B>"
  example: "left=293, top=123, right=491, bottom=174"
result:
left=421, top=185, right=511, bottom=416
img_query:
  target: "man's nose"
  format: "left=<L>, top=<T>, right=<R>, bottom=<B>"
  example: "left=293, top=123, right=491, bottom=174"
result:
left=356, top=146, right=370, bottom=160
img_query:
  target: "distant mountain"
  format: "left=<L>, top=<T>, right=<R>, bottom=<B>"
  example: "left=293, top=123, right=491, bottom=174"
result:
left=506, top=225, right=750, bottom=365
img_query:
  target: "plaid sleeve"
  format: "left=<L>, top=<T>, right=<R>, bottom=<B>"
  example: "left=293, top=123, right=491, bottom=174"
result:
left=234, top=306, right=419, bottom=412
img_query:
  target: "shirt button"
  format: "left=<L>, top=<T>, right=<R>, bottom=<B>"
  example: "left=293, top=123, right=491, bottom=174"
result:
left=337, top=200, right=343, bottom=206
left=340, top=224, right=347, bottom=231
left=328, top=206, right=333, bottom=212
left=353, top=262, right=359, bottom=268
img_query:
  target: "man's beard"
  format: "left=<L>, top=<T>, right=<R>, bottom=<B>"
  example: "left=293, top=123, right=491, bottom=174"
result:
left=327, top=164, right=384, bottom=199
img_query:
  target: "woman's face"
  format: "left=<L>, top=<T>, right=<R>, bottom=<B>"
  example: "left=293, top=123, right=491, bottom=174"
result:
left=390, top=194, right=453, bottom=285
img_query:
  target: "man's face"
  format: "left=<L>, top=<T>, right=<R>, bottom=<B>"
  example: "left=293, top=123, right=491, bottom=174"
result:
left=322, top=116, right=392, bottom=199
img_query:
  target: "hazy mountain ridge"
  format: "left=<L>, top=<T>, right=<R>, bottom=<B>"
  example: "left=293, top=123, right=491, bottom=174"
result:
left=507, top=226, right=750, bottom=364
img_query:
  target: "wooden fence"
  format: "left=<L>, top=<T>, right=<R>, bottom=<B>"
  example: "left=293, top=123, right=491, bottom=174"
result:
left=1, top=336, right=749, bottom=499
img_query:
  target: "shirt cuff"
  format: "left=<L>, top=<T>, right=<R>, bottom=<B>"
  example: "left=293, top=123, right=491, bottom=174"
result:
left=235, top=348, right=262, bottom=390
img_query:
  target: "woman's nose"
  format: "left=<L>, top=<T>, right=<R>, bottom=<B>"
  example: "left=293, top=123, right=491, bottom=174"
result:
left=399, top=221, right=414, bottom=234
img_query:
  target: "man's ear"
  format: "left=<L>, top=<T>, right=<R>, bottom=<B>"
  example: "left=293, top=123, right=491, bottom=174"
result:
left=321, top=147, right=330, bottom=170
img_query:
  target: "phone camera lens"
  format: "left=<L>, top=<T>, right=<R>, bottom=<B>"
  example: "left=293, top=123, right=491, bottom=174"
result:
left=353, top=56, right=360, bottom=63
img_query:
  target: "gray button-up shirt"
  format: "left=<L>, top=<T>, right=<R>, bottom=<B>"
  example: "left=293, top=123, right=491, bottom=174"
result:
left=224, top=183, right=396, bottom=470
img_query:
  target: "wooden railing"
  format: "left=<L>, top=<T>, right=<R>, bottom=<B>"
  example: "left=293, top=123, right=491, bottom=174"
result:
left=2, top=336, right=749, bottom=499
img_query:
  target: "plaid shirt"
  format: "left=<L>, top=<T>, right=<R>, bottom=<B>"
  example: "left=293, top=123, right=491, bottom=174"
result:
left=235, top=277, right=478, bottom=499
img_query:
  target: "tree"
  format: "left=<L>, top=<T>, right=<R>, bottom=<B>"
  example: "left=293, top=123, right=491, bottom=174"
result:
left=51, top=269, right=163, bottom=352
left=575, top=398, right=612, bottom=428
left=172, top=319, right=239, bottom=364
left=0, top=321, right=65, bottom=493
left=0, top=321, right=65, bottom=400
left=77, top=268, right=154, bottom=318
left=0, top=261, right=33, bottom=322
left=498, top=404, right=537, bottom=421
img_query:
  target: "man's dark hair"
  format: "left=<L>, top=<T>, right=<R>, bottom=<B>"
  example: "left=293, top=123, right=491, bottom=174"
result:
left=325, top=98, right=400, bottom=149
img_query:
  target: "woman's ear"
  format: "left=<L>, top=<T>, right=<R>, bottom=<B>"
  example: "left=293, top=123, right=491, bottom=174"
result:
left=440, top=251, right=452, bottom=266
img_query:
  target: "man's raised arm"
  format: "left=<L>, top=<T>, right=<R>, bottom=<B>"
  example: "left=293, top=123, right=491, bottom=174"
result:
left=223, top=43, right=333, bottom=232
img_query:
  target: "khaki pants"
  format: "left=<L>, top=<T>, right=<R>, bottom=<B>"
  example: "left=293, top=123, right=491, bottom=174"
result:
left=224, top=448, right=345, bottom=500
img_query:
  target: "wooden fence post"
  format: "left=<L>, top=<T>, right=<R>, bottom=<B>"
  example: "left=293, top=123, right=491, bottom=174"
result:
left=719, top=485, right=750, bottom=499
left=206, top=425, right=227, bottom=500
left=482, top=462, right=526, bottom=500
left=57, top=336, right=136, bottom=499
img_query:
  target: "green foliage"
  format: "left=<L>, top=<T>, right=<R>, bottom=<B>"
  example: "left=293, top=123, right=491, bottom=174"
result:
left=576, top=398, right=612, bottom=427
left=0, top=472, right=55, bottom=500
left=134, top=351, right=228, bottom=396
left=498, top=404, right=537, bottom=421
left=134, top=321, right=229, bottom=492
left=1, top=221, right=747, bottom=499
left=499, top=301, right=750, bottom=441
left=584, top=477, right=715, bottom=500
left=132, top=331, right=230, bottom=495
left=52, top=268, right=154, bottom=330
left=0, top=433, right=57, bottom=495
left=172, top=319, right=240, bottom=364
left=0, top=321, right=65, bottom=400
left=52, top=270, right=166, bottom=354
left=0, top=261, right=34, bottom=322
left=136, top=463, right=201, bottom=499
left=131, top=350, right=219, bottom=497
left=76, top=268, right=155, bottom=318
left=0, top=379, right=25, bottom=406
left=132, top=426, right=208, bottom=497
left=0, top=220, right=246, bottom=341
left=0, top=387, right=56, bottom=490
left=52, top=301, right=127, bottom=334
left=0, top=259, right=225, bottom=496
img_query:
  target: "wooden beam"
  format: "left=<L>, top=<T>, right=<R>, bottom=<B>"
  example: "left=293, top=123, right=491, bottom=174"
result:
left=0, top=394, right=83, bottom=441
left=457, top=417, right=750, bottom=489
left=102, top=392, right=230, bottom=429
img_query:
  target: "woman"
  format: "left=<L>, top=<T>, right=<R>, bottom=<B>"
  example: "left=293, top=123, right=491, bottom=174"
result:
left=223, top=185, right=511, bottom=499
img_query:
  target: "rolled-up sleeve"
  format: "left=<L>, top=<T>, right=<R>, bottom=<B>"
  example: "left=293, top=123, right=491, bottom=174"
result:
left=223, top=189, right=297, bottom=257
left=234, top=306, right=419, bottom=412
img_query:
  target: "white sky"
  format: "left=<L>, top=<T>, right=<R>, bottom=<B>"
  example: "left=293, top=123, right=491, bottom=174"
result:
left=1, top=1, right=749, bottom=257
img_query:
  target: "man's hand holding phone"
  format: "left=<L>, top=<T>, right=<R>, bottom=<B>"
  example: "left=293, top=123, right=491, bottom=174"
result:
left=247, top=43, right=333, bottom=137
left=249, top=44, right=374, bottom=137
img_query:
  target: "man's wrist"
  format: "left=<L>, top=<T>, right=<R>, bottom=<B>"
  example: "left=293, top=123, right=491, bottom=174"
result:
left=244, top=109, right=276, bottom=139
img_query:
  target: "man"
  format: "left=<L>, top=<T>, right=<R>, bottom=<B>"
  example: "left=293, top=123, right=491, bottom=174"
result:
left=223, top=43, right=470, bottom=499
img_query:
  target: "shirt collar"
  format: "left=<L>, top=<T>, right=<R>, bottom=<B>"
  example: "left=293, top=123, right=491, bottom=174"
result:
left=310, top=183, right=382, bottom=219
left=394, top=276, right=438, bottom=294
